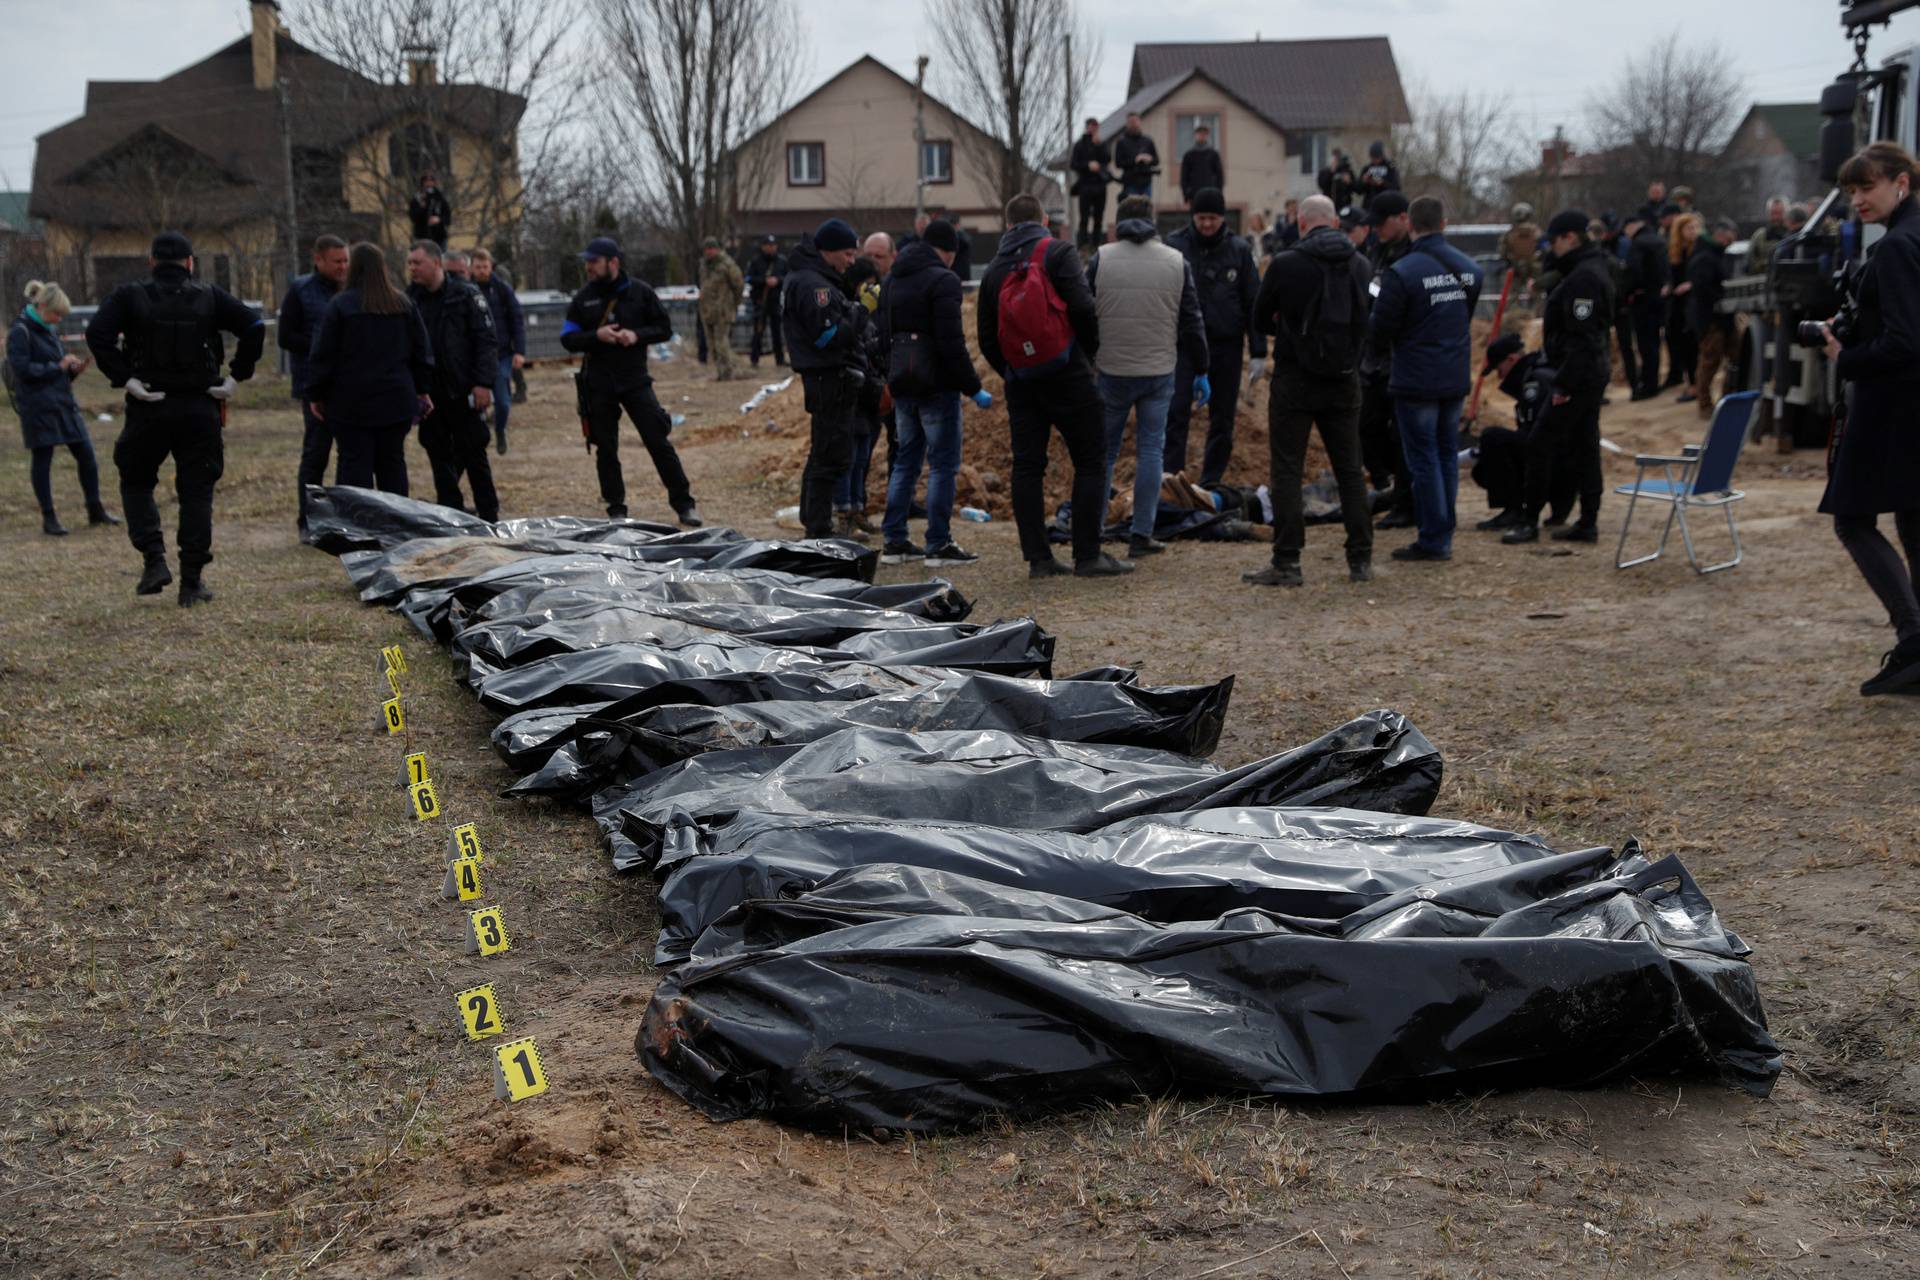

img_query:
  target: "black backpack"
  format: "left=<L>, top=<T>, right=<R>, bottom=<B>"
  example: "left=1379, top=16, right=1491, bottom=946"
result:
left=1291, top=253, right=1367, bottom=378
left=130, top=279, right=219, bottom=391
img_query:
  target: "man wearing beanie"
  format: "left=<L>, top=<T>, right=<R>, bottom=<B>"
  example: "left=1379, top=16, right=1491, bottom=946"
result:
left=1357, top=190, right=1417, bottom=528
left=85, top=230, right=265, bottom=606
left=783, top=217, right=868, bottom=538
left=1164, top=187, right=1266, bottom=487
left=1503, top=210, right=1615, bottom=545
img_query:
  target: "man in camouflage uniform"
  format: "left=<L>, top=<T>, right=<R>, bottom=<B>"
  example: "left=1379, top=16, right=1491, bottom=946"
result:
left=1500, top=204, right=1542, bottom=299
left=699, top=237, right=745, bottom=382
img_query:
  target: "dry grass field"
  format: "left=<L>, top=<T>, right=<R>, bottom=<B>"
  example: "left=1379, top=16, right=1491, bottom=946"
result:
left=1, top=351, right=1915, bottom=1278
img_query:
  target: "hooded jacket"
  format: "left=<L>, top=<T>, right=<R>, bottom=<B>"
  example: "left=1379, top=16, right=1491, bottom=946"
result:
left=1368, top=231, right=1483, bottom=400
left=879, top=240, right=982, bottom=397
left=1085, top=218, right=1209, bottom=378
left=1165, top=222, right=1267, bottom=357
left=1543, top=243, right=1617, bottom=398
left=976, top=222, right=1100, bottom=380
left=1252, top=225, right=1374, bottom=377
left=780, top=237, right=863, bottom=374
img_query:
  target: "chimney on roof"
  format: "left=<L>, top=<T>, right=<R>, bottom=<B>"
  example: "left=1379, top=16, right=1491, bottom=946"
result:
left=404, top=44, right=438, bottom=87
left=250, top=0, right=281, bottom=92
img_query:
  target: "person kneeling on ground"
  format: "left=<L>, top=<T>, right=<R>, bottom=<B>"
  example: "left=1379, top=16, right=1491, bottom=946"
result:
left=977, top=192, right=1132, bottom=579
left=878, top=218, right=991, bottom=567
left=1242, top=194, right=1375, bottom=586
left=1470, top=333, right=1570, bottom=530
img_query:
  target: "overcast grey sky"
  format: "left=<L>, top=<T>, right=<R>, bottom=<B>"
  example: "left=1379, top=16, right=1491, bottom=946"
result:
left=5, top=0, right=1919, bottom=188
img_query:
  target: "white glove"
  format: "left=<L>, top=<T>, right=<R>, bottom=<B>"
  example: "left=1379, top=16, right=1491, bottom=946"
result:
left=207, top=375, right=237, bottom=401
left=1246, top=358, right=1267, bottom=384
left=126, top=377, right=166, bottom=403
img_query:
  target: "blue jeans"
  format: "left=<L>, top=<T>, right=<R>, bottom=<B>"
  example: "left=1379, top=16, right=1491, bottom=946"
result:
left=1098, top=372, right=1174, bottom=539
left=884, top=392, right=962, bottom=549
left=834, top=418, right=876, bottom=511
left=492, top=358, right=514, bottom=438
left=1394, top=396, right=1463, bottom=554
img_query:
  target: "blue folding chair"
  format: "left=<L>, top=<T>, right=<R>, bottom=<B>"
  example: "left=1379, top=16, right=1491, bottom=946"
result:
left=1614, top=390, right=1758, bottom=574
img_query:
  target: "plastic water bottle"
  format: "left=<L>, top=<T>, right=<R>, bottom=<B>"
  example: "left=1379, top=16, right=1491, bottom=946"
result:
left=670, top=414, right=687, bottom=426
left=958, top=507, right=991, bottom=522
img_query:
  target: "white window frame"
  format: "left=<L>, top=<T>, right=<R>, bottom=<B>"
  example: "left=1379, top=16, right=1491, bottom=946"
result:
left=787, top=142, right=824, bottom=187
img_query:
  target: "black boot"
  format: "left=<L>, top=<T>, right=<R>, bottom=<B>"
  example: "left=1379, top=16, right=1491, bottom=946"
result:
left=42, top=511, right=69, bottom=537
left=178, top=576, right=214, bottom=608
left=137, top=555, right=173, bottom=595
left=1501, top=523, right=1541, bottom=544
left=87, top=503, right=121, bottom=527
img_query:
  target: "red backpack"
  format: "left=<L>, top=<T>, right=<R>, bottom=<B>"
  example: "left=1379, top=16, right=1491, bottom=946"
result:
left=996, top=238, right=1075, bottom=378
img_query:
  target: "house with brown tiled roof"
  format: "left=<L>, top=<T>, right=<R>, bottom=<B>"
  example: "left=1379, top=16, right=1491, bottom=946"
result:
left=29, top=0, right=524, bottom=303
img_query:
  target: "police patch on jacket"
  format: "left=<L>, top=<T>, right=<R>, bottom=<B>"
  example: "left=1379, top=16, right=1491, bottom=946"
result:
left=815, top=288, right=830, bottom=307
left=1573, top=298, right=1594, bottom=321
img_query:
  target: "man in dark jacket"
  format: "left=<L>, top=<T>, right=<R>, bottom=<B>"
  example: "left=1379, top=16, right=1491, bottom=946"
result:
left=1357, top=192, right=1415, bottom=527
left=1471, top=333, right=1567, bottom=529
left=1318, top=149, right=1356, bottom=210
left=978, top=192, right=1130, bottom=578
left=278, top=233, right=348, bottom=530
left=745, top=235, right=787, bottom=367
left=1626, top=212, right=1670, bottom=400
left=1113, top=113, right=1159, bottom=199
left=1179, top=125, right=1225, bottom=204
left=560, top=236, right=697, bottom=524
left=1244, top=195, right=1376, bottom=586
left=1164, top=187, right=1267, bottom=487
left=877, top=219, right=990, bottom=566
left=1503, top=210, right=1616, bottom=545
left=1357, top=141, right=1401, bottom=212
left=86, top=230, right=264, bottom=605
left=1367, top=196, right=1482, bottom=561
left=783, top=218, right=869, bottom=539
left=1070, top=117, right=1112, bottom=247
left=1688, top=217, right=1738, bottom=419
left=470, top=249, right=525, bottom=454
left=408, top=173, right=452, bottom=247
left=406, top=240, right=499, bottom=521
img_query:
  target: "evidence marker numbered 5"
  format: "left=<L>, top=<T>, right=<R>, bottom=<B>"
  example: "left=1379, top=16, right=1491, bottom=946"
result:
left=466, top=905, right=511, bottom=957
left=448, top=822, right=483, bottom=863
left=493, top=1036, right=550, bottom=1102
left=456, top=982, right=506, bottom=1041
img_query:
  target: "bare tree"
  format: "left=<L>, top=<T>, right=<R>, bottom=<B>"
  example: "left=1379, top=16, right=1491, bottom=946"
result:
left=1390, top=81, right=1518, bottom=222
left=590, top=0, right=804, bottom=281
left=926, top=0, right=1098, bottom=209
left=1583, top=33, right=1743, bottom=212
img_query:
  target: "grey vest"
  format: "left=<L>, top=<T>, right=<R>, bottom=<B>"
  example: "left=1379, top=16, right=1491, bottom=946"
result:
left=1091, top=238, right=1187, bottom=377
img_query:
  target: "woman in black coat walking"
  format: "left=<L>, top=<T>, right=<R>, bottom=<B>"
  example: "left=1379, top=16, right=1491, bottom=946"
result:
left=1822, top=142, right=1920, bottom=695
left=305, top=242, right=434, bottom=497
left=7, top=281, right=118, bottom=535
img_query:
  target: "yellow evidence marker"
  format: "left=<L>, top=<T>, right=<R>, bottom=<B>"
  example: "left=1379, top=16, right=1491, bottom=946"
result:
left=382, top=644, right=407, bottom=675
left=408, top=779, right=441, bottom=821
left=447, top=822, right=483, bottom=863
left=443, top=855, right=483, bottom=902
left=380, top=697, right=405, bottom=735
left=456, top=983, right=505, bottom=1041
left=492, top=1037, right=549, bottom=1102
left=400, top=751, right=430, bottom=788
left=466, top=906, right=511, bottom=957
left=385, top=666, right=401, bottom=697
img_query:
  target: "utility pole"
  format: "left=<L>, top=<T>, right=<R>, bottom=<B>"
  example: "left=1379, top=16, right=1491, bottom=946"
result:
left=278, top=74, right=299, bottom=299
left=913, top=55, right=929, bottom=220
left=1062, top=31, right=1073, bottom=223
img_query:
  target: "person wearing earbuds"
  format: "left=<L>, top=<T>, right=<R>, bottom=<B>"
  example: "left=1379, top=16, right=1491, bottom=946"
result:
left=1822, top=142, right=1920, bottom=696
left=85, top=230, right=262, bottom=606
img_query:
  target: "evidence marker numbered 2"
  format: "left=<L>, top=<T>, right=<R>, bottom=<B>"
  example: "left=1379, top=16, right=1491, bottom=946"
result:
left=456, top=982, right=506, bottom=1041
left=466, top=906, right=511, bottom=957
left=492, top=1036, right=549, bottom=1102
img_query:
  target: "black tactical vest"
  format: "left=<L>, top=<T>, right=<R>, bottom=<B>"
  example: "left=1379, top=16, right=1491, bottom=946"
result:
left=130, top=279, right=221, bottom=392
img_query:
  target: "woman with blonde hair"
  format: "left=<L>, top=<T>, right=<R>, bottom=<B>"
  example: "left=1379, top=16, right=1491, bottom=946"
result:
left=7, top=281, right=117, bottom=535
left=1666, top=212, right=1703, bottom=402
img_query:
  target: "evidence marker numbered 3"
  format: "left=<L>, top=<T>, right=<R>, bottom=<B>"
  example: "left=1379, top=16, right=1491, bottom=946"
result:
left=466, top=906, right=511, bottom=957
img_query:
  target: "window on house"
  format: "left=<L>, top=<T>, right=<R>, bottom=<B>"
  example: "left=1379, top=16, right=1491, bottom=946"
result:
left=1175, top=113, right=1220, bottom=156
left=1297, top=132, right=1330, bottom=176
left=920, top=139, right=953, bottom=185
left=787, top=142, right=824, bottom=186
left=388, top=122, right=450, bottom=178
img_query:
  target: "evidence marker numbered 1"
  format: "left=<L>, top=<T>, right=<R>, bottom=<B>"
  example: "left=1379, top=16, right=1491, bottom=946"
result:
left=380, top=697, right=405, bottom=736
left=399, top=751, right=430, bottom=788
left=492, top=1036, right=549, bottom=1102
left=443, top=855, right=483, bottom=902
left=447, top=823, right=483, bottom=864
left=466, top=906, right=511, bottom=957
left=456, top=982, right=505, bottom=1041
left=408, top=778, right=441, bottom=822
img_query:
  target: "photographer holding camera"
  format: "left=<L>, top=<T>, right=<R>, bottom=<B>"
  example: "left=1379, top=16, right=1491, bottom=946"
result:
left=1820, top=142, right=1920, bottom=696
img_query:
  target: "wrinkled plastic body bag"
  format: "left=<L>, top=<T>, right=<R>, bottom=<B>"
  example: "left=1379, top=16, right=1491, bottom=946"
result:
left=640, top=852, right=1781, bottom=1131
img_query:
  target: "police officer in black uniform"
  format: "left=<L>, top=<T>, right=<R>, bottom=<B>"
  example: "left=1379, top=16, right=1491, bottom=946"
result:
left=1070, top=117, right=1112, bottom=247
left=1164, top=187, right=1267, bottom=486
left=745, top=234, right=788, bottom=367
left=405, top=239, right=500, bottom=521
left=783, top=217, right=865, bottom=538
left=1504, top=210, right=1615, bottom=544
left=1471, top=332, right=1570, bottom=529
left=85, top=231, right=263, bottom=606
left=559, top=236, right=700, bottom=525
left=1357, top=192, right=1415, bottom=526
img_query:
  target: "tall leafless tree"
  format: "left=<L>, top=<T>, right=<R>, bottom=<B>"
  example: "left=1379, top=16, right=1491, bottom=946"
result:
left=1583, top=33, right=1743, bottom=212
left=926, top=0, right=1098, bottom=210
left=589, top=0, right=804, bottom=282
left=1390, top=81, right=1518, bottom=222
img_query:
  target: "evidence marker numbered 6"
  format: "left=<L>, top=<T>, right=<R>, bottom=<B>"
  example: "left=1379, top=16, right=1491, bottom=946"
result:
left=466, top=906, right=511, bottom=957
left=443, top=855, right=484, bottom=902
left=493, top=1036, right=550, bottom=1102
left=456, top=982, right=506, bottom=1041
left=408, top=778, right=441, bottom=821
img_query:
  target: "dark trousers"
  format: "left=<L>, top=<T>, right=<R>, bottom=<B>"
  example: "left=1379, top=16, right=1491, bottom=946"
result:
left=1665, top=295, right=1695, bottom=387
left=1358, top=372, right=1409, bottom=508
left=1524, top=390, right=1603, bottom=527
left=1631, top=300, right=1664, bottom=398
left=1006, top=367, right=1106, bottom=565
left=335, top=423, right=411, bottom=495
left=1471, top=426, right=1528, bottom=511
left=798, top=370, right=857, bottom=537
left=1166, top=340, right=1244, bottom=486
left=1835, top=511, right=1920, bottom=643
left=296, top=400, right=332, bottom=524
left=750, top=296, right=785, bottom=364
left=31, top=439, right=102, bottom=514
left=1268, top=370, right=1372, bottom=563
left=113, top=396, right=223, bottom=576
left=586, top=383, right=694, bottom=515
left=1614, top=312, right=1638, bottom=392
left=1076, top=187, right=1107, bottom=245
left=418, top=404, right=499, bottom=521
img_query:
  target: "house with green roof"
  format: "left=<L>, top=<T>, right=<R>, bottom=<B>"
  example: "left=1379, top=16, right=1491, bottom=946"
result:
left=1722, top=103, right=1823, bottom=214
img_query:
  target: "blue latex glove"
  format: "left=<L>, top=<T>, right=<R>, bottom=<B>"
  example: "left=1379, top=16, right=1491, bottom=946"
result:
left=1194, top=373, right=1212, bottom=407
left=972, top=390, right=993, bottom=409
left=813, top=323, right=839, bottom=349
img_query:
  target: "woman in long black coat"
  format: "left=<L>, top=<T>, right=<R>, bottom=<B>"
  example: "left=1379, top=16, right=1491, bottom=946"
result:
left=305, top=242, right=434, bottom=496
left=6, top=281, right=118, bottom=535
left=1822, top=142, right=1920, bottom=696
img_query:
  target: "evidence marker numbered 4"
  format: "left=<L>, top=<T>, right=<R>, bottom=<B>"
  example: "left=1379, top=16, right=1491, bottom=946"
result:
left=456, top=982, right=506, bottom=1041
left=493, top=1036, right=549, bottom=1102
left=443, top=855, right=484, bottom=902
left=466, top=906, right=511, bottom=957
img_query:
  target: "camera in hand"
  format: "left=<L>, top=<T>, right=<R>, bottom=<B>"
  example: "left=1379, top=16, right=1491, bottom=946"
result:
left=1794, top=259, right=1862, bottom=347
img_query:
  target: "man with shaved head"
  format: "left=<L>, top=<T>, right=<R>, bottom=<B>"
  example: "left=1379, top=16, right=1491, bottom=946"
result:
left=862, top=232, right=896, bottom=278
